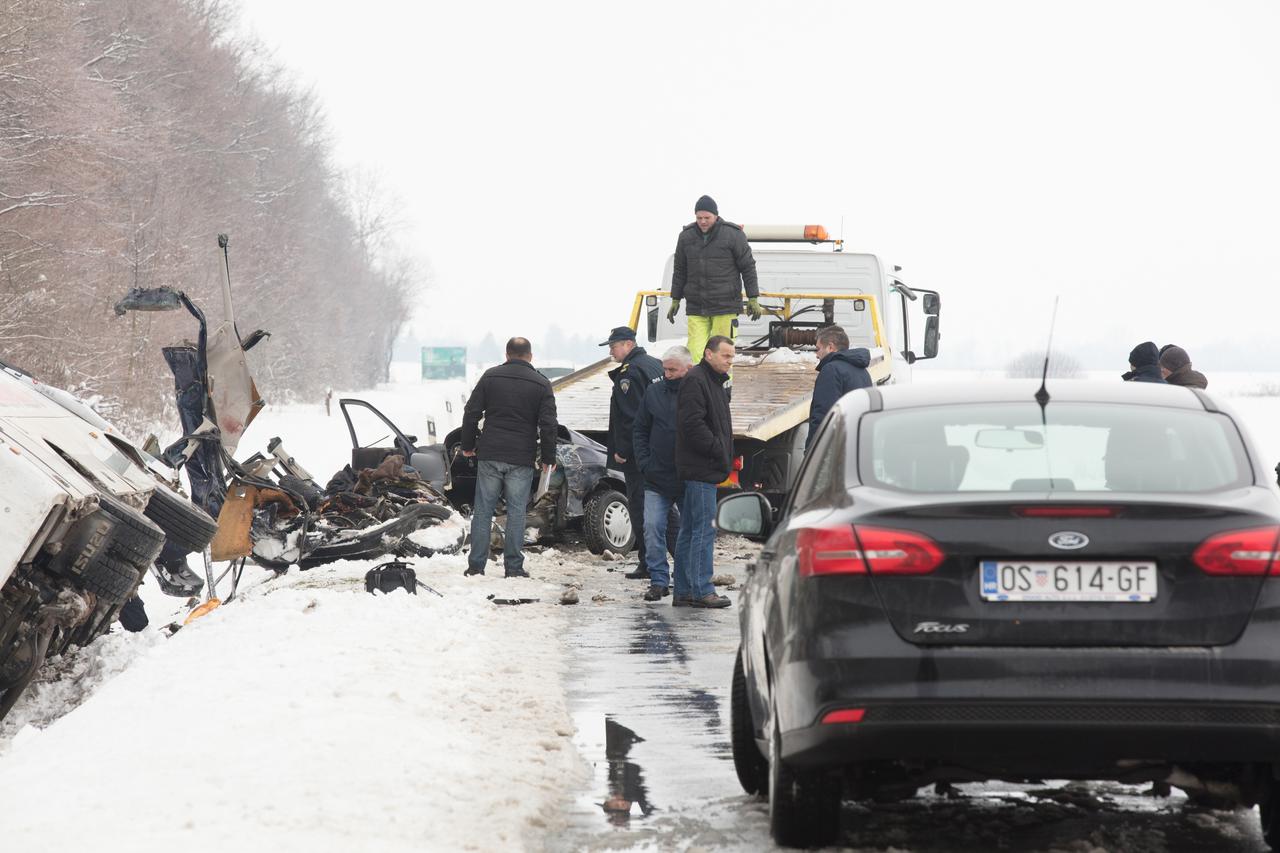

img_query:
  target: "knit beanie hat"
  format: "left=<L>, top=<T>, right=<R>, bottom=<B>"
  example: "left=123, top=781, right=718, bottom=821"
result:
left=1128, top=341, right=1159, bottom=367
left=1159, top=345, right=1191, bottom=372
left=694, top=195, right=718, bottom=215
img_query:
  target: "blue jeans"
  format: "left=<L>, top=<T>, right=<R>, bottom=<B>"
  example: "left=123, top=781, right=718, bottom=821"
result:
left=468, top=460, right=536, bottom=574
left=675, top=481, right=718, bottom=599
left=643, top=490, right=683, bottom=588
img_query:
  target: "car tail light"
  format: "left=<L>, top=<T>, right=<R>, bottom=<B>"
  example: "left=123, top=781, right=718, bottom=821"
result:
left=853, top=525, right=945, bottom=575
left=1193, top=526, right=1280, bottom=576
left=796, top=526, right=864, bottom=576
left=1016, top=506, right=1117, bottom=518
left=821, top=708, right=865, bottom=724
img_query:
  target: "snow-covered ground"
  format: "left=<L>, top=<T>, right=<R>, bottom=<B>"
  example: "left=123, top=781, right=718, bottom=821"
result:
left=0, top=367, right=593, bottom=852
left=5, top=363, right=1280, bottom=852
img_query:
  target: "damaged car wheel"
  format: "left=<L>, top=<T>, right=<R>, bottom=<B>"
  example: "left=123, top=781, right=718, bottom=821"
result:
left=145, top=484, right=218, bottom=554
left=583, top=489, right=634, bottom=555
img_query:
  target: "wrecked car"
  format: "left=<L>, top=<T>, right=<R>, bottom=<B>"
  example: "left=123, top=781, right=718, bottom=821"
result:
left=214, top=434, right=464, bottom=571
left=116, top=258, right=463, bottom=585
left=0, top=364, right=217, bottom=722
left=339, top=397, right=635, bottom=553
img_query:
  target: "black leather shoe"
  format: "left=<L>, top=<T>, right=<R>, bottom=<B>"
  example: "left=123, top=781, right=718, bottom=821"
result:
left=642, top=585, right=670, bottom=602
left=671, top=595, right=693, bottom=607
left=505, top=569, right=531, bottom=579
left=464, top=567, right=485, bottom=577
left=625, top=567, right=651, bottom=580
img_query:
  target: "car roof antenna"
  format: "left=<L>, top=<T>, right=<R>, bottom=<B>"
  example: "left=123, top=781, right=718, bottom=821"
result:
left=1035, top=296, right=1061, bottom=489
left=1035, top=296, right=1060, bottom=411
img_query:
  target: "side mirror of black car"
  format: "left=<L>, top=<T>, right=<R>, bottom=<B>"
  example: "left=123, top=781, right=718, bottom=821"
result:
left=1274, top=462, right=1280, bottom=489
left=715, top=492, right=774, bottom=541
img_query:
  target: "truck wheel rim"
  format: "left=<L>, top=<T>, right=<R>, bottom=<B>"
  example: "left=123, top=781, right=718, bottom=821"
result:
left=603, top=501, right=631, bottom=549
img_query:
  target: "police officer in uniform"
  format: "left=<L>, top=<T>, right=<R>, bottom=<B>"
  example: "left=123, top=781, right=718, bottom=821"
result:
left=601, top=326, right=664, bottom=578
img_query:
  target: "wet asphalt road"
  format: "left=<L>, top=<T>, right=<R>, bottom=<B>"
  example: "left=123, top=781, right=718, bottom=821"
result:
left=551, top=548, right=1273, bottom=853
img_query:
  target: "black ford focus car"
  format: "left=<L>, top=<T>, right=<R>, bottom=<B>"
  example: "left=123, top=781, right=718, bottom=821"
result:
left=717, top=380, right=1280, bottom=848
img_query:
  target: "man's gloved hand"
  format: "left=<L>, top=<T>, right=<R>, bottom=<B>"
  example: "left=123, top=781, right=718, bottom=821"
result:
left=667, top=299, right=681, bottom=323
left=746, top=298, right=763, bottom=321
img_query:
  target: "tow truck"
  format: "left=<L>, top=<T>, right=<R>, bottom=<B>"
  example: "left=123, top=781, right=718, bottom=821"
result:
left=551, top=224, right=942, bottom=512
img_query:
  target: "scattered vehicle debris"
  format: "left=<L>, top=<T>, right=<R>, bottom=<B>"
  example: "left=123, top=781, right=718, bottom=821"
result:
left=114, top=237, right=464, bottom=597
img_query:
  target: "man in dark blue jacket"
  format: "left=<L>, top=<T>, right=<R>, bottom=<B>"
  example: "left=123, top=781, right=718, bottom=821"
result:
left=632, top=346, right=691, bottom=601
left=1122, top=341, right=1166, bottom=383
left=806, top=325, right=872, bottom=450
left=601, top=326, right=664, bottom=578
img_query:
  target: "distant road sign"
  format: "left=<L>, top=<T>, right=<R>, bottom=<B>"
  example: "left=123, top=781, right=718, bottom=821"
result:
left=421, top=346, right=466, bottom=380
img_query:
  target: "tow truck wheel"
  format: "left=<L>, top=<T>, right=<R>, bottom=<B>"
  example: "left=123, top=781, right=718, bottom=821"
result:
left=583, top=489, right=634, bottom=555
left=144, top=485, right=218, bottom=554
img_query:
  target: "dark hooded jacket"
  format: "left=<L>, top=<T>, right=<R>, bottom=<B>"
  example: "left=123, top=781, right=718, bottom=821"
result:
left=670, top=218, right=759, bottom=316
left=806, top=348, right=873, bottom=449
left=1122, top=342, right=1166, bottom=383
left=676, top=360, right=733, bottom=484
left=632, top=375, right=683, bottom=499
left=1159, top=346, right=1208, bottom=389
left=461, top=359, right=558, bottom=466
left=606, top=346, right=663, bottom=472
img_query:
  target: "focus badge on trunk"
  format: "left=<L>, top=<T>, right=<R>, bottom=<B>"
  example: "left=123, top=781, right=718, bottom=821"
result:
left=1048, top=531, right=1089, bottom=550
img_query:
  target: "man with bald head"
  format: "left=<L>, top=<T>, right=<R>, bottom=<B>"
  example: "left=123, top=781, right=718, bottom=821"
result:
left=461, top=336, right=558, bottom=578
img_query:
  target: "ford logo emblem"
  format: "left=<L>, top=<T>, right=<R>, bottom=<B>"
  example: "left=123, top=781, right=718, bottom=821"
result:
left=1048, top=531, right=1089, bottom=550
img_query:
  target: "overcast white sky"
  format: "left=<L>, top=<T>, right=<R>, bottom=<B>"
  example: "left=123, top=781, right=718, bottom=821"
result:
left=235, top=0, right=1280, bottom=369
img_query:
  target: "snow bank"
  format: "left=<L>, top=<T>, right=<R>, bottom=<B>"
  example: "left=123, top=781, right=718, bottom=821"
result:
left=0, top=555, right=586, bottom=852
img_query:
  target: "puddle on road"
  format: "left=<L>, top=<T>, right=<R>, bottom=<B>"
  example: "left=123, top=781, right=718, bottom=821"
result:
left=599, top=718, right=653, bottom=825
left=554, top=595, right=743, bottom=849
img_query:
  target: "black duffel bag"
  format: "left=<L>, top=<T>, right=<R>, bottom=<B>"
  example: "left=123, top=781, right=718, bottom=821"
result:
left=365, top=560, right=418, bottom=595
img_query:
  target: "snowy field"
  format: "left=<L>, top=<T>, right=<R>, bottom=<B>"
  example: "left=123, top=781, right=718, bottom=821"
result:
left=0, top=365, right=592, bottom=852
left=4, top=362, right=1280, bottom=852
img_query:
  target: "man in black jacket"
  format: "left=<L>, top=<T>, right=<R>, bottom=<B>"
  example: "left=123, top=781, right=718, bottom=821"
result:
left=461, top=337, right=558, bottom=578
left=668, top=195, right=761, bottom=364
left=673, top=335, right=735, bottom=608
left=601, top=326, right=664, bottom=579
left=632, top=345, right=691, bottom=601
left=806, top=325, right=873, bottom=450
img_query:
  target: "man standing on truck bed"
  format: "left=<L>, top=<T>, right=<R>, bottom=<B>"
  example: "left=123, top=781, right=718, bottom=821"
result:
left=461, top=336, right=558, bottom=579
left=674, top=335, right=735, bottom=608
left=667, top=195, right=762, bottom=363
left=601, top=326, right=664, bottom=579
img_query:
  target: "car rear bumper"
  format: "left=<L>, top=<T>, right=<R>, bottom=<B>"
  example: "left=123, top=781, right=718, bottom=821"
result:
left=782, top=701, right=1280, bottom=771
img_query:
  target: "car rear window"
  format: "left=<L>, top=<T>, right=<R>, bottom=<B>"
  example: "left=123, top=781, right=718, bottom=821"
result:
left=857, top=403, right=1251, bottom=493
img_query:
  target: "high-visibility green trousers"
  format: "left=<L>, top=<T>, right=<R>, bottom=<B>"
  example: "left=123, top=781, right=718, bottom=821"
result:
left=686, top=314, right=738, bottom=364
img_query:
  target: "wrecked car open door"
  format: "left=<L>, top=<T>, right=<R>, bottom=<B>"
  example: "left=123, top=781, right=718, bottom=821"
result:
left=339, top=398, right=449, bottom=491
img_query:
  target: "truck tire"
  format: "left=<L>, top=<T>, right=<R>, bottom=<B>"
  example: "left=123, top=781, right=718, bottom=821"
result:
left=58, top=493, right=166, bottom=604
left=78, top=552, right=147, bottom=602
left=145, top=485, right=218, bottom=554
left=583, top=489, right=634, bottom=555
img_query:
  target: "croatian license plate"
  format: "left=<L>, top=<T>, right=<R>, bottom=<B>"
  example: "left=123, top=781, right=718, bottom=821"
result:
left=980, top=561, right=1157, bottom=602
